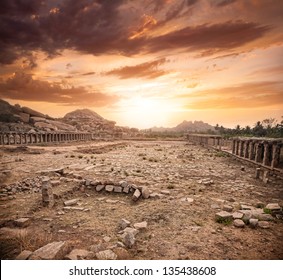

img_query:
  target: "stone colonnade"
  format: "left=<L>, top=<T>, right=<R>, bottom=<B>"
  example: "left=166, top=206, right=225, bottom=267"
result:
left=187, top=134, right=282, bottom=169
left=187, top=134, right=231, bottom=151
left=231, top=138, right=282, bottom=168
left=0, top=132, right=92, bottom=145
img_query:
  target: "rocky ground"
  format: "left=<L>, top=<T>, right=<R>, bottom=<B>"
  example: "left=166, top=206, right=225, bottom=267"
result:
left=0, top=140, right=283, bottom=260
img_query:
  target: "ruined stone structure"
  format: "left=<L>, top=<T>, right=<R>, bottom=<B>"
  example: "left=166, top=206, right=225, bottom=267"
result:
left=187, top=134, right=283, bottom=170
left=41, top=177, right=54, bottom=208
left=0, top=132, right=92, bottom=145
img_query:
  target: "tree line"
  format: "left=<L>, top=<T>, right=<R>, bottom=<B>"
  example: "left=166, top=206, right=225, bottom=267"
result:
left=215, top=117, right=283, bottom=138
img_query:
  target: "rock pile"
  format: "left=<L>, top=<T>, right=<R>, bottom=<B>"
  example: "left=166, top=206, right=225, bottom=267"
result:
left=215, top=202, right=282, bottom=229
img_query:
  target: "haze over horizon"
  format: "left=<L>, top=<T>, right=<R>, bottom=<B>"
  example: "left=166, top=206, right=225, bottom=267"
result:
left=0, top=0, right=283, bottom=129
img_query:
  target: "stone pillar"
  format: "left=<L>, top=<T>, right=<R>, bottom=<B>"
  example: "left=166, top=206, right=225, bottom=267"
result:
left=239, top=140, right=244, bottom=157
left=271, top=143, right=281, bottom=168
left=235, top=140, right=239, bottom=155
left=232, top=139, right=236, bottom=154
left=249, top=141, right=255, bottom=160
left=255, top=142, right=263, bottom=163
left=263, top=142, right=271, bottom=166
left=41, top=177, right=54, bottom=208
left=255, top=168, right=261, bottom=179
left=244, top=141, right=249, bottom=158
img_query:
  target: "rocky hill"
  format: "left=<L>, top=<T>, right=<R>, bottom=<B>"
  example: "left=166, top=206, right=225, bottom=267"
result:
left=150, top=120, right=215, bottom=133
left=0, top=99, right=139, bottom=138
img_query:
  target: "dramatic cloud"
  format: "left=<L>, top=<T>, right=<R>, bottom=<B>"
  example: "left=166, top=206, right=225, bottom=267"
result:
left=146, top=21, right=270, bottom=54
left=0, top=0, right=276, bottom=65
left=184, top=82, right=283, bottom=109
left=105, top=58, right=168, bottom=79
left=0, top=72, right=118, bottom=106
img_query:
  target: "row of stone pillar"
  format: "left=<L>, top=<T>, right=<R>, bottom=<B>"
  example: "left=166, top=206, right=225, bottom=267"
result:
left=187, top=135, right=225, bottom=150
left=231, top=139, right=282, bottom=168
left=0, top=132, right=92, bottom=145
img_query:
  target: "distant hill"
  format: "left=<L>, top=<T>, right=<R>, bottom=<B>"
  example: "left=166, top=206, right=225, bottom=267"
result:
left=150, top=120, right=215, bottom=133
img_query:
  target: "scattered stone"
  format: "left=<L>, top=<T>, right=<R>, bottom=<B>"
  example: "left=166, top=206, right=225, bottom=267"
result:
left=119, top=181, right=128, bottom=188
left=103, top=236, right=111, bottom=242
left=255, top=213, right=274, bottom=221
left=160, top=190, right=170, bottom=195
left=65, top=249, right=93, bottom=260
left=105, top=185, right=114, bottom=192
left=179, top=197, right=193, bottom=203
left=63, top=199, right=79, bottom=206
left=210, top=204, right=221, bottom=209
left=41, top=177, right=54, bottom=208
left=223, top=205, right=233, bottom=212
left=132, top=189, right=141, bottom=201
left=63, top=206, right=84, bottom=211
left=96, top=185, right=105, bottom=192
left=141, top=186, right=150, bottom=199
left=96, top=249, right=117, bottom=260
left=29, top=241, right=68, bottom=260
left=258, top=221, right=270, bottom=229
left=114, top=186, right=122, bottom=193
left=121, top=232, right=136, bottom=248
left=215, top=211, right=233, bottom=221
left=233, top=219, right=245, bottom=228
left=15, top=250, right=33, bottom=260
left=122, top=227, right=139, bottom=236
left=249, top=218, right=258, bottom=228
left=119, top=219, right=131, bottom=230
left=133, top=221, right=147, bottom=230
left=240, top=204, right=254, bottom=210
left=149, top=192, right=162, bottom=199
left=232, top=212, right=244, bottom=220
left=105, top=199, right=118, bottom=204
left=14, top=218, right=30, bottom=228
left=112, top=247, right=131, bottom=260
left=265, top=203, right=281, bottom=211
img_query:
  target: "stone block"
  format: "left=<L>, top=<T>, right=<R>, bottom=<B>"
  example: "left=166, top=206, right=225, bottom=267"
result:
left=63, top=199, right=79, bottom=206
left=258, top=221, right=270, bottom=229
left=119, top=219, right=131, bottom=230
left=133, top=221, right=147, bottom=230
left=14, top=218, right=30, bottom=228
left=123, top=186, right=130, bottom=193
left=29, top=241, right=68, bottom=260
left=232, top=212, right=244, bottom=220
left=233, top=219, right=245, bottom=228
left=249, top=218, right=258, bottom=228
left=114, top=186, right=122, bottom=193
left=15, top=250, right=33, bottom=260
left=96, top=185, right=105, bottom=192
left=105, top=185, right=114, bottom=192
left=265, top=203, right=281, bottom=211
left=141, top=186, right=150, bottom=199
left=65, top=249, right=93, bottom=260
left=215, top=211, right=233, bottom=222
left=96, top=250, right=117, bottom=260
left=132, top=189, right=141, bottom=201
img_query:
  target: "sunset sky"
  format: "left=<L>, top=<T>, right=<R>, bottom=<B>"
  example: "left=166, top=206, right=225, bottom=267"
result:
left=0, top=0, right=283, bottom=129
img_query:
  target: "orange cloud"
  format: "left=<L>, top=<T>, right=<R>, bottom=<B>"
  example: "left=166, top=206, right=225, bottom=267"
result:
left=0, top=72, right=119, bottom=106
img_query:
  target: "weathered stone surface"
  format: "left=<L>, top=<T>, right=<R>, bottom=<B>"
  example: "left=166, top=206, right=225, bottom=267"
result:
left=233, top=219, right=245, bottom=228
left=119, top=219, right=131, bottom=230
left=65, top=249, right=93, bottom=260
left=265, top=203, right=281, bottom=211
left=96, top=185, right=105, bottom=192
left=255, top=213, right=274, bottom=221
left=160, top=190, right=170, bottom=195
left=223, top=205, right=233, bottom=212
left=121, top=232, right=136, bottom=248
left=141, top=186, right=150, bottom=199
left=14, top=218, right=30, bottom=228
left=64, top=199, right=79, bottom=206
left=15, top=250, right=33, bottom=260
left=29, top=241, right=68, bottom=260
left=249, top=218, right=258, bottom=228
left=258, top=221, right=270, bottom=229
left=232, top=212, right=244, bottom=219
left=134, top=221, right=147, bottom=230
left=96, top=249, right=117, bottom=260
left=119, top=181, right=128, bottom=188
left=18, top=112, right=30, bottom=123
left=63, top=206, right=84, bottom=211
left=105, top=185, right=114, bottom=192
left=240, top=204, right=254, bottom=210
left=114, top=186, right=122, bottom=193
left=112, top=247, right=131, bottom=260
left=181, top=197, right=194, bottom=203
left=215, top=211, right=233, bottom=220
left=149, top=192, right=162, bottom=199
left=122, top=227, right=139, bottom=236
left=132, top=189, right=141, bottom=201
left=123, top=186, right=130, bottom=193
left=51, top=180, right=60, bottom=186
